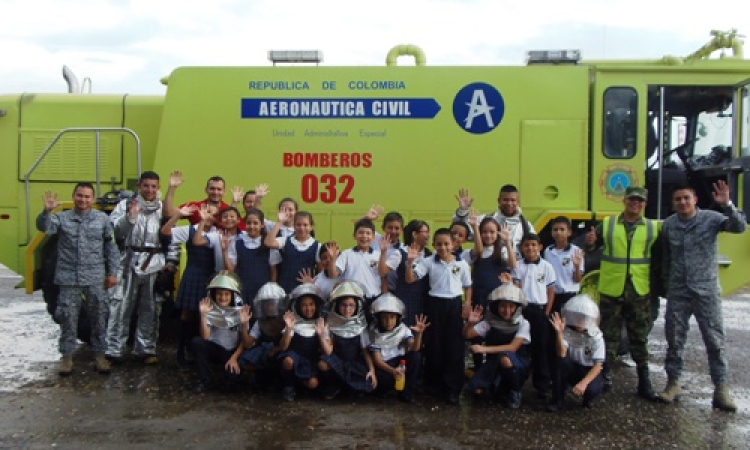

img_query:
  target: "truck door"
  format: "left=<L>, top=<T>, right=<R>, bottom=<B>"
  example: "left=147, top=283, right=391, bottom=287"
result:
left=735, top=78, right=750, bottom=218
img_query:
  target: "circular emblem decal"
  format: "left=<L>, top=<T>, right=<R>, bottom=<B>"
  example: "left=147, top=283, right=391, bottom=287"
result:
left=599, top=164, right=638, bottom=201
left=452, top=82, right=505, bottom=134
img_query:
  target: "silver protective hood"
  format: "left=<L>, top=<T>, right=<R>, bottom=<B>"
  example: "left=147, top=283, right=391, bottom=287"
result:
left=562, top=294, right=600, bottom=332
left=367, top=322, right=410, bottom=349
left=253, top=282, right=287, bottom=320
left=486, top=284, right=526, bottom=333
left=563, top=326, right=603, bottom=348
left=289, top=283, right=324, bottom=337
left=327, top=281, right=367, bottom=338
left=369, top=293, right=406, bottom=317
left=205, top=304, right=244, bottom=329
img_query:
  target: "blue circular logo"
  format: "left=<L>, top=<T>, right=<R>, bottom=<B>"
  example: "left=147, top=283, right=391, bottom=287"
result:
left=452, top=82, right=505, bottom=134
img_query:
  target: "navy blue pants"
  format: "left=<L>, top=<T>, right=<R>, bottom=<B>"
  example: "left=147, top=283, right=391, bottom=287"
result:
left=424, top=295, right=465, bottom=396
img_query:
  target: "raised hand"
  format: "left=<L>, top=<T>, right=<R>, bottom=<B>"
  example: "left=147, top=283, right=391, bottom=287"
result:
left=406, top=243, right=421, bottom=262
left=365, top=204, right=384, bottom=221
left=468, top=209, right=479, bottom=229
left=325, top=241, right=340, bottom=260
left=128, top=199, right=143, bottom=219
left=468, top=305, right=483, bottom=323
left=296, top=267, right=315, bottom=284
left=548, top=312, right=565, bottom=334
left=584, top=226, right=597, bottom=246
left=712, top=179, right=731, bottom=206
left=315, top=317, right=328, bottom=336
left=169, top=171, right=183, bottom=188
left=571, top=248, right=584, bottom=267
left=455, top=188, right=474, bottom=210
left=499, top=223, right=511, bottom=244
left=198, top=204, right=213, bottom=222
left=283, top=310, right=296, bottom=328
left=240, top=305, right=251, bottom=324
left=499, top=272, right=513, bottom=284
left=277, top=210, right=292, bottom=224
left=42, top=190, right=60, bottom=212
left=219, top=230, right=231, bottom=252
left=410, top=314, right=431, bottom=334
left=231, top=186, right=244, bottom=204
left=178, top=205, right=197, bottom=218
left=255, top=183, right=270, bottom=198
left=378, top=235, right=390, bottom=253
left=199, top=297, right=213, bottom=315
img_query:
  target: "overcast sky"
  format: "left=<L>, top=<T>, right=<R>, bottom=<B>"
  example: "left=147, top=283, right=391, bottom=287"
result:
left=2, top=0, right=748, bottom=95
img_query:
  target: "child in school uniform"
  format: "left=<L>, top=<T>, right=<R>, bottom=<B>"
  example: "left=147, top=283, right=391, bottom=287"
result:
left=548, top=294, right=605, bottom=411
left=318, top=281, right=376, bottom=399
left=543, top=216, right=584, bottom=314
left=463, top=284, right=531, bottom=408
left=468, top=217, right=516, bottom=371
left=326, top=219, right=399, bottom=315
left=297, top=242, right=340, bottom=301
left=161, top=204, right=217, bottom=366
left=263, top=197, right=297, bottom=238
left=222, top=208, right=281, bottom=304
left=190, top=271, right=251, bottom=393
left=238, top=282, right=287, bottom=391
left=406, top=228, right=472, bottom=405
left=450, top=221, right=473, bottom=260
left=277, top=283, right=331, bottom=401
left=365, top=293, right=429, bottom=403
left=392, top=220, right=432, bottom=326
left=264, top=210, right=320, bottom=294
left=192, top=206, right=243, bottom=271
left=513, top=233, right=557, bottom=399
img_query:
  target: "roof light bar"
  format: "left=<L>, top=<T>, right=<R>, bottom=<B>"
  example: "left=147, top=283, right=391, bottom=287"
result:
left=526, top=49, right=581, bottom=65
left=268, top=50, right=324, bottom=65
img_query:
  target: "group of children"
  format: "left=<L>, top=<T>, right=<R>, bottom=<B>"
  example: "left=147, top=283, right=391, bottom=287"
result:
left=162, top=180, right=605, bottom=410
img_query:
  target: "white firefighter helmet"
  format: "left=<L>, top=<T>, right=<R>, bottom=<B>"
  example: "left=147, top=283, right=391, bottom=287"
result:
left=253, top=282, right=287, bottom=320
left=369, top=293, right=406, bottom=317
left=562, top=294, right=600, bottom=330
left=486, top=284, right=526, bottom=330
left=329, top=280, right=365, bottom=314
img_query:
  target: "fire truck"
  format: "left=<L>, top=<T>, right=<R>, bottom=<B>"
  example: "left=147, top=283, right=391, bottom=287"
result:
left=1, top=29, right=749, bottom=306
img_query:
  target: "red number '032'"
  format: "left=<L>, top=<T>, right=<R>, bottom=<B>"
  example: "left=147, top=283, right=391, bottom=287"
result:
left=301, top=174, right=354, bottom=204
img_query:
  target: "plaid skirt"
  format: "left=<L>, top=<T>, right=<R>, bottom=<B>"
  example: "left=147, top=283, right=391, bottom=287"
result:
left=239, top=342, right=278, bottom=371
left=321, top=353, right=374, bottom=392
left=277, top=350, right=318, bottom=380
left=175, top=264, right=213, bottom=311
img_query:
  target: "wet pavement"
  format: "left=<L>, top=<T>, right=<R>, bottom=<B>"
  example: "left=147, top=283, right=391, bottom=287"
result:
left=0, top=264, right=749, bottom=449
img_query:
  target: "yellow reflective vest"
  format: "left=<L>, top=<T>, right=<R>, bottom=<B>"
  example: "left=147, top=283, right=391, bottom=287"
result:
left=598, top=215, right=658, bottom=297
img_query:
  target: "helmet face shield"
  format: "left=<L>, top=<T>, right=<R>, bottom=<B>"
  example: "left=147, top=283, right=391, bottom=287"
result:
left=562, top=294, right=600, bottom=330
left=253, top=282, right=287, bottom=319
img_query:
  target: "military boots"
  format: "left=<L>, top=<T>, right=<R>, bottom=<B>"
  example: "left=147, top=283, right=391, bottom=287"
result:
left=713, top=384, right=738, bottom=412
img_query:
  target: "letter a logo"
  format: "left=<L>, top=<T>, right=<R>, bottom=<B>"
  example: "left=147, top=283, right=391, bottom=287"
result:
left=452, top=82, right=505, bottom=134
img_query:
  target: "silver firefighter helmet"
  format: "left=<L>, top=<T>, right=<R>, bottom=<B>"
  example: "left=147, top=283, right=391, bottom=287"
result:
left=369, top=293, right=406, bottom=317
left=562, top=294, right=600, bottom=331
left=206, top=270, right=243, bottom=306
left=289, top=282, right=324, bottom=319
left=253, top=282, right=288, bottom=320
left=327, top=281, right=367, bottom=338
left=486, top=284, right=526, bottom=332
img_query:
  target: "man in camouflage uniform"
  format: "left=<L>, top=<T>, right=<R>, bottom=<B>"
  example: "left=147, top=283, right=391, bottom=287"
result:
left=37, top=183, right=119, bottom=375
left=585, top=186, right=659, bottom=401
left=658, top=181, right=746, bottom=412
left=106, top=171, right=165, bottom=364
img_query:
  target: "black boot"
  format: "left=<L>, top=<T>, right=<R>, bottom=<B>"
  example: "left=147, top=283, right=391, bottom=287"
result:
left=636, top=366, right=658, bottom=402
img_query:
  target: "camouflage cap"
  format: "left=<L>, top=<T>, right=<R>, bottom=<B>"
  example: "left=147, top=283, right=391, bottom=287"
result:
left=624, top=186, right=647, bottom=200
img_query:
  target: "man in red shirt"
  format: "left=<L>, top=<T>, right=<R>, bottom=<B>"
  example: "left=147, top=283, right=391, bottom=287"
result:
left=163, top=171, right=228, bottom=225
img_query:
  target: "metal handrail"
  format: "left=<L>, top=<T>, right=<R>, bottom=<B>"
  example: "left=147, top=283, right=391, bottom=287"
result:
left=22, top=127, right=142, bottom=245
